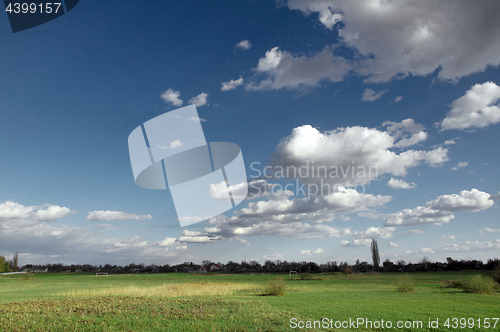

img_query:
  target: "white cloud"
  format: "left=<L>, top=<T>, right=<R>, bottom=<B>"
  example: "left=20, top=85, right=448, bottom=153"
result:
left=246, top=46, right=351, bottom=90
left=170, top=140, right=183, bottom=149
left=0, top=201, right=72, bottom=222
left=394, top=131, right=427, bottom=148
left=394, top=96, right=403, bottom=103
left=387, top=178, right=417, bottom=190
left=439, top=234, right=456, bottom=240
left=362, top=88, right=388, bottom=101
left=95, top=223, right=117, bottom=230
left=184, top=116, right=206, bottom=122
left=188, top=92, right=208, bottom=107
left=383, top=119, right=425, bottom=139
left=384, top=189, right=494, bottom=226
left=269, top=123, right=447, bottom=187
left=236, top=40, right=252, bottom=51
left=437, top=239, right=500, bottom=253
left=0, top=202, right=189, bottom=265
left=160, top=89, right=183, bottom=106
left=389, top=242, right=402, bottom=247
left=221, top=77, right=244, bottom=91
left=234, top=237, right=250, bottom=246
left=451, top=162, right=468, bottom=171
left=282, top=1, right=500, bottom=83
left=341, top=239, right=372, bottom=247
left=353, top=226, right=396, bottom=239
left=158, top=237, right=177, bottom=247
left=477, top=228, right=500, bottom=235
left=403, top=229, right=425, bottom=235
left=86, top=211, right=153, bottom=222
left=444, top=140, right=455, bottom=145
left=441, top=82, right=500, bottom=130
left=300, top=248, right=327, bottom=255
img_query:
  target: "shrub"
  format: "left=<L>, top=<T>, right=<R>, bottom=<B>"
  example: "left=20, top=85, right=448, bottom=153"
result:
left=492, top=267, right=500, bottom=285
left=343, top=266, right=354, bottom=275
left=265, top=277, right=286, bottom=296
left=396, top=274, right=415, bottom=292
left=460, top=275, right=497, bottom=294
left=299, top=273, right=315, bottom=280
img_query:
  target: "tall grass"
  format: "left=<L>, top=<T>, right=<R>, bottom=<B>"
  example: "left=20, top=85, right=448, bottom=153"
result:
left=449, top=275, right=497, bottom=294
left=264, top=277, right=286, bottom=296
left=396, top=274, right=415, bottom=292
left=60, top=281, right=254, bottom=298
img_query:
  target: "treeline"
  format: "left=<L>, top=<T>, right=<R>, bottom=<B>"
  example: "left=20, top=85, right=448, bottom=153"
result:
left=7, top=256, right=500, bottom=274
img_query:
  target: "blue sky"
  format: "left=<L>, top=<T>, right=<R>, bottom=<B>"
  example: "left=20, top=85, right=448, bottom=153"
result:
left=1, top=0, right=500, bottom=266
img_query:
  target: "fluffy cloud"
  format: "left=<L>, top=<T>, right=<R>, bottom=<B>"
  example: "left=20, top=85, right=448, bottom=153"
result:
left=384, top=189, right=494, bottom=226
left=86, top=211, right=153, bottom=222
left=280, top=0, right=500, bottom=83
left=441, top=82, right=500, bottom=130
left=451, top=162, right=468, bottom=171
left=387, top=178, right=417, bottom=190
left=268, top=122, right=446, bottom=187
left=221, top=77, right=244, bottom=91
left=0, top=201, right=72, bottom=222
left=437, top=239, right=500, bottom=253
left=353, top=226, right=396, bottom=239
left=341, top=239, right=371, bottom=247
left=394, top=131, right=427, bottom=148
left=362, top=88, right=388, bottom=101
left=188, top=92, right=208, bottom=107
left=477, top=228, right=500, bottom=235
left=439, top=234, right=456, bottom=240
left=160, top=89, right=183, bottom=106
left=177, top=218, right=352, bottom=244
left=300, top=248, right=327, bottom=255
left=0, top=202, right=188, bottom=265
left=235, top=40, right=252, bottom=50
left=246, top=46, right=351, bottom=90
left=389, top=242, right=402, bottom=247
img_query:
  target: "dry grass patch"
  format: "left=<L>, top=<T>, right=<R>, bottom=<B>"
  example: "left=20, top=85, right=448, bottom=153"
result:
left=60, top=281, right=256, bottom=298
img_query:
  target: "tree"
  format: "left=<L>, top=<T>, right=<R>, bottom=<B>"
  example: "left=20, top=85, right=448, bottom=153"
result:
left=13, top=252, right=18, bottom=272
left=371, top=238, right=380, bottom=271
left=0, top=256, right=9, bottom=273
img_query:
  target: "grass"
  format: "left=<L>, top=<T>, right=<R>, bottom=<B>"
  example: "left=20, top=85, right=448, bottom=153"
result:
left=60, top=281, right=255, bottom=298
left=264, top=277, right=286, bottom=296
left=1, top=271, right=499, bottom=331
left=446, top=274, right=498, bottom=294
left=396, top=273, right=415, bottom=292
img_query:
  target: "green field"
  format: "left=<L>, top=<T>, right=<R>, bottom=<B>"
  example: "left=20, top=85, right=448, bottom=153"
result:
left=1, top=271, right=499, bottom=331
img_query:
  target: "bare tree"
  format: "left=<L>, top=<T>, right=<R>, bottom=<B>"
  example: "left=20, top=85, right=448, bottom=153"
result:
left=371, top=238, right=380, bottom=271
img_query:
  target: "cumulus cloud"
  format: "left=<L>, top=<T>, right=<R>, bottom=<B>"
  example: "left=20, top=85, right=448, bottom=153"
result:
left=387, top=178, right=417, bottom=190
left=444, top=140, right=456, bottom=145
left=0, top=201, right=72, bottom=222
left=451, top=162, right=468, bottom=171
left=280, top=0, right=500, bottom=83
left=441, top=82, right=500, bottom=130
left=158, top=237, right=177, bottom=247
left=86, top=211, right=153, bottom=222
left=353, top=226, right=396, bottom=239
left=188, top=92, right=208, bottom=107
left=268, top=122, right=446, bottom=187
left=160, top=89, right=183, bottom=106
left=389, top=242, right=402, bottom=247
left=439, top=234, right=456, bottom=240
left=235, top=40, right=252, bottom=50
left=341, top=239, right=372, bottom=247
left=300, top=248, right=327, bottom=255
left=394, top=131, right=427, bottom=148
left=221, top=77, right=244, bottom=91
left=384, top=189, right=494, bottom=226
left=0, top=202, right=188, bottom=265
left=437, top=239, right=500, bottom=253
left=246, top=46, right=352, bottom=90
left=362, top=88, right=388, bottom=101
left=477, top=228, right=500, bottom=235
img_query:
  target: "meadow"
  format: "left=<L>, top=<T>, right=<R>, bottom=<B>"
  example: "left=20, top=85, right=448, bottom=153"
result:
left=0, top=271, right=499, bottom=331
